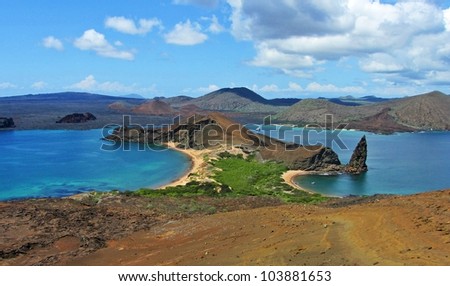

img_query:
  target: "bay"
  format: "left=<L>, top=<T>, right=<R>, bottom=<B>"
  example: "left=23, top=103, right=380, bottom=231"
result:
left=0, top=129, right=191, bottom=201
left=249, top=125, right=450, bottom=197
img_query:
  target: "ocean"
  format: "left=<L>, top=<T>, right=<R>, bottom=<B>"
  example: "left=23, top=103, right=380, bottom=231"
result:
left=0, top=129, right=191, bottom=201
left=249, top=125, right=450, bottom=197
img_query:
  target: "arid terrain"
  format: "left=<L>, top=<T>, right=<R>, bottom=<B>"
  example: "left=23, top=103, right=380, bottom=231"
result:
left=1, top=190, right=449, bottom=266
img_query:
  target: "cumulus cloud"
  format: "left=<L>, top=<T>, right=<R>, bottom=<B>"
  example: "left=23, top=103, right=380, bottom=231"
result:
left=228, top=0, right=450, bottom=82
left=173, top=0, right=219, bottom=8
left=74, top=29, right=134, bottom=60
left=42, top=36, right=64, bottom=51
left=69, top=75, right=157, bottom=94
left=0, top=82, right=17, bottom=89
left=70, top=75, right=97, bottom=90
left=105, top=16, right=162, bottom=35
left=31, top=81, right=48, bottom=90
left=164, top=20, right=208, bottom=45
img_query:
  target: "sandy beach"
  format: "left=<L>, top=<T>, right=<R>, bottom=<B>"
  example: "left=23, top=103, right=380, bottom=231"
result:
left=282, top=170, right=318, bottom=194
left=157, top=142, right=205, bottom=189
left=162, top=143, right=321, bottom=196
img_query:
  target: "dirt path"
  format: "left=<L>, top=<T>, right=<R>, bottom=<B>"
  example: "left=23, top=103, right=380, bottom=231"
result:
left=68, top=190, right=450, bottom=266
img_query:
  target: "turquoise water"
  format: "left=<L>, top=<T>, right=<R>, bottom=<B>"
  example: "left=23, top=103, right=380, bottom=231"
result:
left=0, top=129, right=191, bottom=201
left=249, top=125, right=450, bottom=196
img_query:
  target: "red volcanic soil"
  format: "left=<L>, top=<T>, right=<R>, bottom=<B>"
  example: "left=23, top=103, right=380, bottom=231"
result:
left=132, top=100, right=175, bottom=115
left=2, top=190, right=449, bottom=266
left=69, top=190, right=450, bottom=266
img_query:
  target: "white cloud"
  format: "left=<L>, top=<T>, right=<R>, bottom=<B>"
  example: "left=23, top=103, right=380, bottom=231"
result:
left=258, top=84, right=280, bottom=93
left=31, top=81, right=48, bottom=89
left=0, top=82, right=17, bottom=89
left=250, top=43, right=318, bottom=69
left=70, top=75, right=97, bottom=90
left=288, top=82, right=303, bottom=91
left=445, top=8, right=450, bottom=31
left=227, top=0, right=450, bottom=83
left=164, top=20, right=208, bottom=45
left=198, top=84, right=220, bottom=93
left=360, top=53, right=405, bottom=73
left=305, top=82, right=365, bottom=94
left=207, top=15, right=225, bottom=33
left=173, top=0, right=219, bottom=8
left=74, top=29, right=134, bottom=60
left=69, top=75, right=157, bottom=95
left=105, top=16, right=162, bottom=35
left=42, top=36, right=64, bottom=51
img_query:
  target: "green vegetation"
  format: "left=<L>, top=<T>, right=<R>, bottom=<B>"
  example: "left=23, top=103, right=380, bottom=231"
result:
left=135, top=181, right=231, bottom=198
left=211, top=152, right=326, bottom=203
left=135, top=152, right=327, bottom=204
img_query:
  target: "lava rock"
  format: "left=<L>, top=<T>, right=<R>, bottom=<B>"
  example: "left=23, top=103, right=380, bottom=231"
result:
left=0, top=117, right=15, bottom=129
left=345, top=135, right=368, bottom=174
left=56, top=113, right=96, bottom=123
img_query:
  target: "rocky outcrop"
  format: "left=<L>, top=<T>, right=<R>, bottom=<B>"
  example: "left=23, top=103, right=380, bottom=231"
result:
left=56, top=113, right=96, bottom=123
left=345, top=136, right=368, bottom=174
left=0, top=117, right=15, bottom=129
left=106, top=113, right=343, bottom=171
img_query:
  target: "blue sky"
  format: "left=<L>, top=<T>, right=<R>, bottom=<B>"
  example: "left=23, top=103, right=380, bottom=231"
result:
left=1, top=0, right=450, bottom=99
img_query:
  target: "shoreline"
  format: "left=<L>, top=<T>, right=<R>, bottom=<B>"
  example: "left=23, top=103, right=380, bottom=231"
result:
left=282, top=170, right=340, bottom=198
left=282, top=170, right=315, bottom=194
left=155, top=142, right=205, bottom=189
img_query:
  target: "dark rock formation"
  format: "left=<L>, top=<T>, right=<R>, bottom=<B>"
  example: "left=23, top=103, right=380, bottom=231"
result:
left=56, top=113, right=96, bottom=123
left=345, top=135, right=368, bottom=174
left=257, top=141, right=341, bottom=171
left=0, top=117, right=15, bottom=129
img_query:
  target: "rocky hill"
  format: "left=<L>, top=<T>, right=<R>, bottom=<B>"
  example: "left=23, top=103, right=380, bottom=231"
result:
left=189, top=87, right=300, bottom=112
left=277, top=91, right=450, bottom=133
left=132, top=100, right=175, bottom=116
left=386, top=91, right=450, bottom=130
left=156, top=95, right=194, bottom=108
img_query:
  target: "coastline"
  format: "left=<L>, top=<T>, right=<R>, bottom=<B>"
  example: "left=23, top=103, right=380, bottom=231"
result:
left=156, top=142, right=205, bottom=189
left=282, top=170, right=340, bottom=198
left=282, top=170, right=315, bottom=194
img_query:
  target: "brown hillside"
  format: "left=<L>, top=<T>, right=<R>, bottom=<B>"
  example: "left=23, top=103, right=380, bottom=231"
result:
left=177, top=104, right=204, bottom=116
left=108, top=101, right=136, bottom=112
left=276, top=99, right=383, bottom=124
left=277, top=91, right=450, bottom=132
left=386, top=91, right=450, bottom=130
left=132, top=100, right=175, bottom=116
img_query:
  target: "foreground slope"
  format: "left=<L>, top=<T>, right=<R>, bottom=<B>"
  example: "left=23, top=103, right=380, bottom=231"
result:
left=2, top=190, right=448, bottom=266
left=67, top=190, right=450, bottom=266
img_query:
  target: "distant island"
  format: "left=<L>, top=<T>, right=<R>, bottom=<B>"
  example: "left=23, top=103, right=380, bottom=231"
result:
left=1, top=88, right=449, bottom=134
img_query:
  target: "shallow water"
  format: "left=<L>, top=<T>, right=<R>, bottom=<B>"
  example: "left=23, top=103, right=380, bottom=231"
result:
left=0, top=129, right=191, bottom=200
left=249, top=125, right=450, bottom=196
